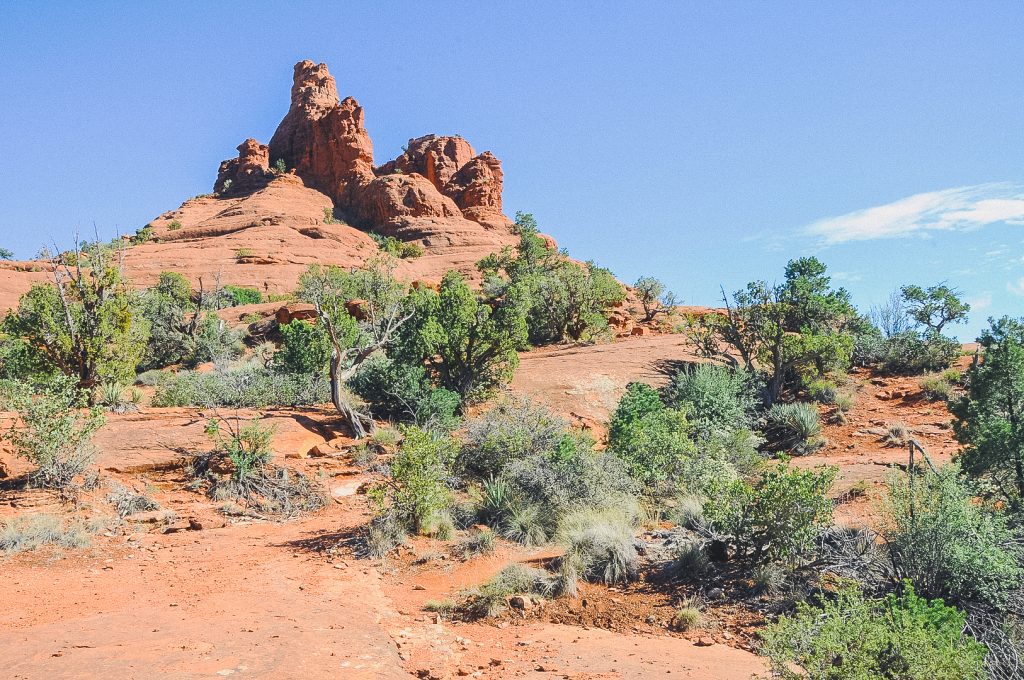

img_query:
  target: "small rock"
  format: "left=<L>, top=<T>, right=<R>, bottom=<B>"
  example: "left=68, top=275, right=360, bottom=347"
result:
left=509, top=595, right=533, bottom=611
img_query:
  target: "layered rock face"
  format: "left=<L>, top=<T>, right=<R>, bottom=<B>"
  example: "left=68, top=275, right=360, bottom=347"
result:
left=229, top=60, right=512, bottom=235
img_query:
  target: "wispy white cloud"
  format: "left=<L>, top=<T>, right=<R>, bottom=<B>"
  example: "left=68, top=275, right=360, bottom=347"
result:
left=805, top=183, right=1024, bottom=245
left=1009, top=278, right=1024, bottom=297
left=967, top=292, right=993, bottom=311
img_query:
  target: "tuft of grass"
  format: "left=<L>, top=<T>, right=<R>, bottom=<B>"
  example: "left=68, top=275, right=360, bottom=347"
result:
left=668, top=493, right=704, bottom=528
left=767, top=402, right=823, bottom=455
left=556, top=510, right=638, bottom=587
left=366, top=511, right=407, bottom=558
left=807, top=379, right=838, bottom=404
left=751, top=562, right=787, bottom=597
left=457, top=563, right=555, bottom=618
left=457, top=527, right=496, bottom=559
left=670, top=597, right=704, bottom=631
left=831, top=393, right=854, bottom=424
left=501, top=503, right=550, bottom=547
left=0, top=514, right=91, bottom=553
left=920, top=373, right=954, bottom=402
left=423, top=599, right=455, bottom=618
left=671, top=541, right=709, bottom=580
left=882, top=421, right=910, bottom=448
left=234, top=247, right=255, bottom=261
left=167, top=219, right=183, bottom=231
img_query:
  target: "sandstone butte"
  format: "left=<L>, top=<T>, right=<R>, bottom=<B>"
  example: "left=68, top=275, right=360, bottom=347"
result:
left=0, top=59, right=532, bottom=312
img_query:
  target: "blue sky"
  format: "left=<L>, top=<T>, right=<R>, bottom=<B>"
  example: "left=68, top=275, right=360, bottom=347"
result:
left=1, top=2, right=1022, bottom=339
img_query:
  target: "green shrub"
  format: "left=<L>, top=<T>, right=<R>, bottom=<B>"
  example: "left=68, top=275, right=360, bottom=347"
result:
left=920, top=373, right=953, bottom=401
left=0, top=247, right=14, bottom=260
left=130, top=226, right=154, bottom=245
left=461, top=397, right=567, bottom=476
left=205, top=415, right=274, bottom=484
left=497, top=439, right=637, bottom=541
left=370, top=232, right=423, bottom=259
left=608, top=382, right=664, bottom=444
left=223, top=285, right=263, bottom=306
left=608, top=382, right=717, bottom=490
left=806, top=378, right=838, bottom=404
left=370, top=426, right=457, bottom=535
left=5, top=241, right=149, bottom=390
left=167, top=220, right=183, bottom=231
left=139, top=272, right=245, bottom=370
left=882, top=465, right=1023, bottom=608
left=0, top=333, right=52, bottom=382
left=766, top=402, right=823, bottom=455
left=610, top=406, right=695, bottom=486
left=0, top=514, right=91, bottom=553
left=274, top=158, right=288, bottom=174
left=761, top=584, right=987, bottom=679
left=704, top=463, right=836, bottom=564
left=952, top=317, right=1024, bottom=501
left=477, top=213, right=624, bottom=344
left=0, top=378, right=105, bottom=489
left=235, top=248, right=254, bottom=260
left=663, top=363, right=758, bottom=437
left=855, top=330, right=960, bottom=375
left=348, top=355, right=459, bottom=431
left=274, top=320, right=331, bottom=375
left=152, top=365, right=329, bottom=408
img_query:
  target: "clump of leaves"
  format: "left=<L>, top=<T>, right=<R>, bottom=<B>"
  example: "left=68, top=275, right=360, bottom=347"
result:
left=761, top=583, right=987, bottom=679
left=0, top=377, right=105, bottom=490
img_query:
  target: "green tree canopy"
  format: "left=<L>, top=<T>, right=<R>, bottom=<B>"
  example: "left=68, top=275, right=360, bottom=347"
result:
left=478, top=212, right=624, bottom=344
left=3, top=242, right=149, bottom=396
left=901, top=283, right=970, bottom=335
left=952, top=316, right=1024, bottom=500
left=417, top=270, right=527, bottom=401
left=688, top=257, right=857, bottom=404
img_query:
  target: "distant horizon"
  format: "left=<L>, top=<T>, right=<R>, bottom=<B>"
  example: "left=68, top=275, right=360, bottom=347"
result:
left=2, top=2, right=1022, bottom=341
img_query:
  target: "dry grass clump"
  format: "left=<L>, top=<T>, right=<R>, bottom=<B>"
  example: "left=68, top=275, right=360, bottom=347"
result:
left=0, top=514, right=92, bottom=553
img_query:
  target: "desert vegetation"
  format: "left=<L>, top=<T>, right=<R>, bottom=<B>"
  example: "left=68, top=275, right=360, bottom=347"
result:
left=1, top=220, right=1021, bottom=680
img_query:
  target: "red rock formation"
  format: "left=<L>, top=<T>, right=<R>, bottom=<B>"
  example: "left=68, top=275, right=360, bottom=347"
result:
left=264, top=60, right=512, bottom=234
left=267, top=61, right=374, bottom=206
left=355, top=173, right=462, bottom=228
left=215, top=138, right=271, bottom=195
left=378, top=135, right=476, bottom=192
left=443, top=151, right=510, bottom=229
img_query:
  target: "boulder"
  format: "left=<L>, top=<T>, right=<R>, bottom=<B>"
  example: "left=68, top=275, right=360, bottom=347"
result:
left=275, top=303, right=318, bottom=325
left=443, top=151, right=511, bottom=229
left=215, top=138, right=271, bottom=195
left=378, top=134, right=476, bottom=192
